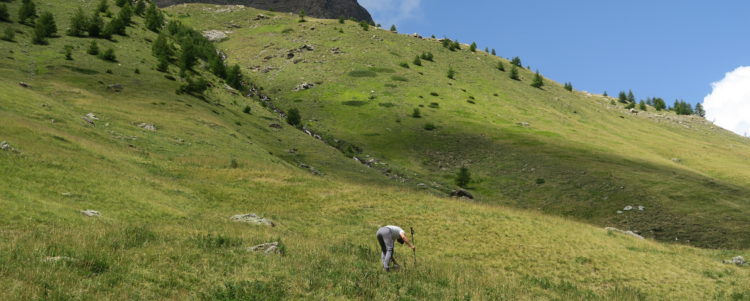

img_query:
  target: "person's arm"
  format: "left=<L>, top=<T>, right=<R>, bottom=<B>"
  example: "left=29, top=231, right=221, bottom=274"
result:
left=400, top=232, right=415, bottom=249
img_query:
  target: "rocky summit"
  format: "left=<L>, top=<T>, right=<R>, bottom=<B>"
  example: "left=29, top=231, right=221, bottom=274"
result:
left=154, top=0, right=374, bottom=23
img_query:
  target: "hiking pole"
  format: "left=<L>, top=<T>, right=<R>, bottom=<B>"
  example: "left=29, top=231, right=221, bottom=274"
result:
left=410, top=227, right=417, bottom=266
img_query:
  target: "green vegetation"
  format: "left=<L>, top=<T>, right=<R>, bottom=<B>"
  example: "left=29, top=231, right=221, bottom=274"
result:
left=509, top=65, right=519, bottom=80
left=18, top=0, right=36, bottom=25
left=286, top=108, right=301, bottom=126
left=531, top=70, right=544, bottom=88
left=413, top=55, right=421, bottom=66
left=564, top=82, right=573, bottom=92
left=87, top=41, right=100, bottom=55
left=497, top=61, right=505, bottom=71
left=469, top=41, right=477, bottom=52
left=673, top=100, right=694, bottom=115
left=455, top=167, right=471, bottom=188
left=99, top=47, right=116, bottom=61
left=67, top=7, right=88, bottom=37
left=1, top=1, right=750, bottom=299
left=389, top=24, right=396, bottom=32
left=411, top=108, right=421, bottom=118
left=447, top=67, right=455, bottom=79
left=0, top=3, right=10, bottom=22
left=1, top=27, right=14, bottom=41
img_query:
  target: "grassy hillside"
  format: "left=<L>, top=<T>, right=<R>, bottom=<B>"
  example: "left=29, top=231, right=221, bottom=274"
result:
left=1, top=1, right=750, bottom=300
left=167, top=4, right=750, bottom=249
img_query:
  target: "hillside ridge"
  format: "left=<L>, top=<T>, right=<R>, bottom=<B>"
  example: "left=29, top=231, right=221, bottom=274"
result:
left=155, top=0, right=374, bottom=23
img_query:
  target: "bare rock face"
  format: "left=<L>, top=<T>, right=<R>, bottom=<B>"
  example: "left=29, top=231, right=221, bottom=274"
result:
left=155, top=0, right=374, bottom=24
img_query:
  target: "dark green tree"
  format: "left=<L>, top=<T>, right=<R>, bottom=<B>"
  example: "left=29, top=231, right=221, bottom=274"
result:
left=491, top=48, right=496, bottom=56
left=99, top=47, right=116, bottom=61
left=420, top=52, right=433, bottom=61
left=118, top=2, right=133, bottom=25
left=67, top=7, right=89, bottom=37
left=625, top=101, right=635, bottom=109
left=455, top=167, right=471, bottom=188
left=618, top=91, right=628, bottom=103
left=178, top=77, right=208, bottom=95
left=510, top=56, right=522, bottom=67
left=115, top=0, right=127, bottom=7
left=496, top=61, right=505, bottom=71
left=32, top=11, right=56, bottom=44
left=530, top=71, right=544, bottom=88
left=298, top=10, right=305, bottom=22
left=652, top=97, right=666, bottom=111
left=178, top=42, right=197, bottom=71
left=469, top=42, right=477, bottom=52
left=286, top=108, right=301, bottom=126
left=18, top=0, right=37, bottom=25
left=359, top=20, right=369, bottom=31
left=156, top=55, right=169, bottom=72
left=338, top=16, right=344, bottom=24
left=603, top=91, right=608, bottom=97
left=209, top=55, right=227, bottom=79
left=88, top=13, right=103, bottom=37
left=0, top=4, right=10, bottom=23
left=134, top=0, right=146, bottom=16
left=144, top=3, right=164, bottom=32
left=509, top=65, right=519, bottom=80
left=447, top=67, right=455, bottom=79
left=639, top=100, right=647, bottom=111
left=63, top=45, right=73, bottom=60
left=104, top=16, right=126, bottom=36
left=389, top=24, right=397, bottom=32
left=564, top=82, right=573, bottom=91
left=151, top=32, right=172, bottom=58
left=413, top=55, right=422, bottom=66
left=97, top=0, right=109, bottom=14
left=411, top=108, right=421, bottom=118
left=2, top=27, right=15, bottom=41
left=87, top=40, right=99, bottom=55
left=226, top=64, right=245, bottom=91
left=627, top=90, right=636, bottom=103
left=695, top=103, right=705, bottom=117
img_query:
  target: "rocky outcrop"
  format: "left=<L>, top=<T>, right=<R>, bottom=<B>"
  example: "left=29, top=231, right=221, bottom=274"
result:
left=155, top=0, right=374, bottom=23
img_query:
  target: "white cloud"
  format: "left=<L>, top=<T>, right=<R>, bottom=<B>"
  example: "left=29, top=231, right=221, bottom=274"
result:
left=704, top=66, right=750, bottom=137
left=359, top=0, right=421, bottom=27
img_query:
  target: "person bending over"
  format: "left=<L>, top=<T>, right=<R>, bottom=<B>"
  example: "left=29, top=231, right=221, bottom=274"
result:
left=376, top=225, right=415, bottom=271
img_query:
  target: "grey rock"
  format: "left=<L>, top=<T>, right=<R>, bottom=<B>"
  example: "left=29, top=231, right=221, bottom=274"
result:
left=330, top=47, right=344, bottom=54
left=107, top=84, right=123, bottom=92
left=517, top=122, right=530, bottom=127
left=724, top=256, right=746, bottom=266
left=450, top=189, right=474, bottom=199
left=247, top=242, right=280, bottom=254
left=638, top=206, right=645, bottom=211
left=269, top=123, right=282, bottom=129
left=85, top=113, right=99, bottom=120
left=671, top=158, right=682, bottom=163
left=623, top=206, right=633, bottom=211
left=138, top=123, right=157, bottom=131
left=81, top=116, right=96, bottom=125
left=299, top=44, right=315, bottom=52
left=18, top=82, right=30, bottom=88
left=80, top=210, right=101, bottom=217
left=43, top=256, right=77, bottom=263
left=231, top=213, right=275, bottom=226
left=202, top=30, right=229, bottom=41
left=0, top=141, right=11, bottom=151
left=605, top=227, right=644, bottom=240
left=252, top=14, right=268, bottom=21
left=293, top=82, right=315, bottom=91
left=616, top=210, right=623, bottom=214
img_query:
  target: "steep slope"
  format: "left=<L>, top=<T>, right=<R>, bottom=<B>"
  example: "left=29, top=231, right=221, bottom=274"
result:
left=155, top=0, right=374, bottom=23
left=168, top=4, right=750, bottom=249
left=1, top=1, right=750, bottom=300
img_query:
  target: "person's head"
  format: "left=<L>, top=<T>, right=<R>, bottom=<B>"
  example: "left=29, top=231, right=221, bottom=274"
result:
left=397, top=237, right=404, bottom=244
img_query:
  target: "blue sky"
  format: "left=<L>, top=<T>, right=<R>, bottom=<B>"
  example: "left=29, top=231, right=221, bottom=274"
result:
left=359, top=0, right=750, bottom=135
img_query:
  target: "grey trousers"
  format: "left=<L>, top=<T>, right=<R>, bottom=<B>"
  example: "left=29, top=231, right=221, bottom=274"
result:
left=376, top=227, right=395, bottom=270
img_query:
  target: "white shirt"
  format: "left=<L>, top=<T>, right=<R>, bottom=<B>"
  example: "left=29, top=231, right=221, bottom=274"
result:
left=385, top=225, right=405, bottom=240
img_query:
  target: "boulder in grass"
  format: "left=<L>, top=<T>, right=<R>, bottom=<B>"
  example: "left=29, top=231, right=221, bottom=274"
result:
left=138, top=123, right=157, bottom=131
left=724, top=256, right=746, bottom=266
left=450, top=189, right=474, bottom=199
left=247, top=242, right=280, bottom=254
left=605, top=227, right=644, bottom=240
left=231, top=213, right=275, bottom=226
left=80, top=210, right=101, bottom=217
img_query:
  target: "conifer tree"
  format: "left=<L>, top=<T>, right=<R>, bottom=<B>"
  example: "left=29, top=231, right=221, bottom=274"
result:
left=411, top=108, right=421, bottom=118
left=413, top=55, right=422, bottom=66
left=509, top=65, right=519, bottom=80
left=2, top=27, right=15, bottom=42
left=156, top=55, right=169, bottom=72
left=97, top=0, right=109, bottom=14
left=510, top=56, right=522, bottom=67
left=603, top=91, right=608, bottom=97
left=178, top=42, right=197, bottom=71
left=226, top=64, right=244, bottom=91
left=144, top=3, right=164, bottom=32
left=115, top=0, right=127, bottom=7
left=67, top=7, right=89, bottom=37
left=390, top=24, right=396, bottom=32
left=118, top=2, right=133, bottom=25
left=491, top=48, right=496, bottom=56
left=469, top=42, right=477, bottom=52
left=18, top=0, right=37, bottom=25
left=627, top=90, right=636, bottom=103
left=32, top=11, right=56, bottom=44
left=134, top=0, right=146, bottom=16
left=497, top=61, right=505, bottom=71
left=695, top=103, right=706, bottom=117
left=209, top=55, right=227, bottom=79
left=653, top=97, right=666, bottom=111
left=99, top=47, right=116, bottom=61
left=298, top=10, right=305, bottom=22
left=152, top=32, right=172, bottom=58
left=530, top=70, right=544, bottom=88
left=0, top=4, right=10, bottom=23
left=564, top=82, right=573, bottom=91
left=455, top=167, right=471, bottom=188
left=639, top=100, right=647, bottom=111
left=447, top=67, right=456, bottom=79
left=88, top=13, right=103, bottom=37
left=618, top=91, right=628, bottom=103
left=87, top=41, right=99, bottom=55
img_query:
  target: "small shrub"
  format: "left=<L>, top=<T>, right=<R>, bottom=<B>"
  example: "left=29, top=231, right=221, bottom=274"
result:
left=178, top=77, right=208, bottom=96
left=156, top=56, right=169, bottom=72
left=497, top=61, right=505, bottom=71
left=413, top=55, right=422, bottom=66
left=536, top=178, right=545, bottom=185
left=286, top=108, right=301, bottom=126
left=639, top=100, right=647, bottom=111
left=511, top=56, right=522, bottom=67
left=456, top=167, right=471, bottom=188
left=390, top=24, right=397, bottom=32
left=399, top=62, right=409, bottom=69
left=99, top=48, right=116, bottom=62
left=1, top=27, right=14, bottom=42
left=491, top=49, right=496, bottom=56
left=509, top=65, right=519, bottom=80
left=430, top=92, right=439, bottom=97
left=531, top=71, right=544, bottom=88
left=87, top=41, right=99, bottom=55
left=298, top=10, right=305, bottom=22
left=105, top=69, right=112, bottom=74
left=359, top=21, right=369, bottom=31
left=243, top=105, right=251, bottom=114
left=447, top=67, right=455, bottom=79
left=420, top=52, right=434, bottom=61
left=194, top=233, right=242, bottom=249
left=411, top=108, right=421, bottom=118
left=0, top=4, right=10, bottom=23
left=564, top=82, right=573, bottom=91
left=63, top=45, right=73, bottom=60
left=134, top=68, right=140, bottom=74
left=338, top=16, right=344, bottom=24
left=18, top=0, right=37, bottom=25
left=424, top=123, right=436, bottom=131
left=391, top=75, right=408, bottom=82
left=67, top=7, right=89, bottom=37
left=428, top=102, right=439, bottom=108
left=469, top=42, right=477, bottom=52
left=230, top=159, right=239, bottom=169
